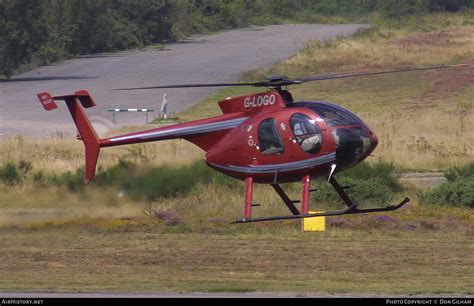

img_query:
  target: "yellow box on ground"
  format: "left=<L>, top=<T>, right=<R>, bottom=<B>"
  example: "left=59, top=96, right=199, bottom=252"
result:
left=303, top=211, right=325, bottom=232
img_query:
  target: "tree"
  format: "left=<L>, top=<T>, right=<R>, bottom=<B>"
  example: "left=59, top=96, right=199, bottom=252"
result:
left=0, top=0, right=44, bottom=78
left=377, top=0, right=421, bottom=18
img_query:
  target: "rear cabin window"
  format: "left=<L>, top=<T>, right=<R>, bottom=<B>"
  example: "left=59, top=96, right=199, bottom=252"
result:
left=258, top=118, right=284, bottom=155
left=290, top=113, right=322, bottom=154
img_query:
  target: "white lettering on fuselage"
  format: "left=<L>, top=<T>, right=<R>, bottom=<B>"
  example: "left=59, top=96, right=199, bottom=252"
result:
left=244, top=94, right=276, bottom=108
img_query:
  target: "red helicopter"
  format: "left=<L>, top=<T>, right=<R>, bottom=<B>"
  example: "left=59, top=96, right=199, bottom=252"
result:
left=36, top=64, right=466, bottom=223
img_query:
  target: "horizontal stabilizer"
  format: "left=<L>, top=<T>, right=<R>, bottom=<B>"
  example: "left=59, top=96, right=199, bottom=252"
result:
left=36, top=92, right=58, bottom=111
left=74, top=90, right=96, bottom=108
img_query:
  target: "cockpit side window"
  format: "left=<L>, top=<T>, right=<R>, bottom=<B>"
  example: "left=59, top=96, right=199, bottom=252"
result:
left=307, top=104, right=360, bottom=127
left=258, top=118, right=284, bottom=155
left=290, top=113, right=322, bottom=154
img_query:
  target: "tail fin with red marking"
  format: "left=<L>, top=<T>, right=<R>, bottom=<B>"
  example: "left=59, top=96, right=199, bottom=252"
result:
left=36, top=90, right=100, bottom=182
left=37, top=92, right=58, bottom=111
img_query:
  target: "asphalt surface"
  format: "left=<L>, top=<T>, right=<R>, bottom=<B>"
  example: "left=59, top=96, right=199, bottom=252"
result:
left=0, top=24, right=365, bottom=137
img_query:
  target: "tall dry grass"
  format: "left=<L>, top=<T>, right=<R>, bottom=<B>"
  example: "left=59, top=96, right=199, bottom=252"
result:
left=260, top=13, right=474, bottom=76
left=0, top=132, right=203, bottom=175
left=362, top=101, right=474, bottom=170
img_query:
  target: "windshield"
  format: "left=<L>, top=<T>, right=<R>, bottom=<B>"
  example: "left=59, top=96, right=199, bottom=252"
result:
left=288, top=101, right=362, bottom=127
left=307, top=103, right=360, bottom=127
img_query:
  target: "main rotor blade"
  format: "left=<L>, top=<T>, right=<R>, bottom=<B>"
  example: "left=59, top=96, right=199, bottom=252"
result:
left=296, top=64, right=469, bottom=83
left=114, top=63, right=468, bottom=91
left=114, top=82, right=263, bottom=90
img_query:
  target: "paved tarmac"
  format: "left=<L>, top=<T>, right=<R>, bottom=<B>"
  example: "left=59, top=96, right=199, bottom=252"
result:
left=0, top=24, right=364, bottom=137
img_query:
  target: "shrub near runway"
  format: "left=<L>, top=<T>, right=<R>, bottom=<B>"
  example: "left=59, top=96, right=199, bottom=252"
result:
left=420, top=163, right=474, bottom=208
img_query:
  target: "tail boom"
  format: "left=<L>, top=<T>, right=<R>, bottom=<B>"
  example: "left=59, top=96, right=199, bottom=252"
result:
left=37, top=90, right=248, bottom=182
left=100, top=114, right=248, bottom=150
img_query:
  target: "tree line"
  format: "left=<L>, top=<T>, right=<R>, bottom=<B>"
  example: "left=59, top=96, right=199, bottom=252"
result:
left=0, top=0, right=472, bottom=78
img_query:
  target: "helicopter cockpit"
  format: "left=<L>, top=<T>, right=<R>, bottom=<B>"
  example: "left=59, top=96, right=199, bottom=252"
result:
left=289, top=113, right=322, bottom=154
left=289, top=101, right=376, bottom=168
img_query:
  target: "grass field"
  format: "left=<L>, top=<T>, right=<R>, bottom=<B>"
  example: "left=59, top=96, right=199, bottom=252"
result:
left=0, top=224, right=472, bottom=294
left=1, top=12, right=473, bottom=295
left=0, top=176, right=472, bottom=294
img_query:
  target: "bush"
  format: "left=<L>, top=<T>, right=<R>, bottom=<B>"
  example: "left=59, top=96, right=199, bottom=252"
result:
left=377, top=0, right=421, bottom=19
left=122, top=161, right=239, bottom=201
left=424, top=0, right=474, bottom=12
left=0, top=162, right=21, bottom=186
left=0, top=160, right=33, bottom=186
left=312, top=177, right=393, bottom=207
left=17, top=160, right=32, bottom=176
left=311, top=161, right=398, bottom=207
left=419, top=162, right=474, bottom=208
left=444, top=163, right=474, bottom=181
left=340, top=160, right=399, bottom=190
left=95, top=158, right=136, bottom=186
left=33, top=170, right=46, bottom=184
left=123, top=163, right=209, bottom=201
left=41, top=158, right=238, bottom=201
left=419, top=177, right=474, bottom=208
left=49, top=169, right=86, bottom=192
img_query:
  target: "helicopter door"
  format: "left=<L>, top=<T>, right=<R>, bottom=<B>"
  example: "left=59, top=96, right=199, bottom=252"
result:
left=258, top=118, right=284, bottom=155
left=290, top=113, right=322, bottom=154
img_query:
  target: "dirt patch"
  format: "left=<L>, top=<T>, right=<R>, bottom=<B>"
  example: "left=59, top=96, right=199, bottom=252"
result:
left=393, top=27, right=468, bottom=47
left=419, top=60, right=474, bottom=100
left=391, top=27, right=474, bottom=100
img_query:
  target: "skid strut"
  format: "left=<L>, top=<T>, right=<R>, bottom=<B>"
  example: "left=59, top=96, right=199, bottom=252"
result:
left=233, top=176, right=410, bottom=224
left=244, top=177, right=253, bottom=220
left=270, top=184, right=300, bottom=215
left=301, top=175, right=310, bottom=214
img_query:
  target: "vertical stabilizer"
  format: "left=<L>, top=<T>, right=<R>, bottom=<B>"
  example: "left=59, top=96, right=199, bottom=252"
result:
left=36, top=90, right=101, bottom=182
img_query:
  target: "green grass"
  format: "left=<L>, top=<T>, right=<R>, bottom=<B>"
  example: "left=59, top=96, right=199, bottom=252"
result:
left=0, top=226, right=472, bottom=294
left=0, top=156, right=472, bottom=294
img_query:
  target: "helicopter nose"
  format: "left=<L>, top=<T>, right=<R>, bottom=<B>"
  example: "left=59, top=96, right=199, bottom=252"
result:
left=334, top=127, right=377, bottom=168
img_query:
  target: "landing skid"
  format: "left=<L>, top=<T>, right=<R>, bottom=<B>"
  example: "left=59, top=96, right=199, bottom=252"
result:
left=234, top=175, right=410, bottom=224
left=233, top=197, right=409, bottom=224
